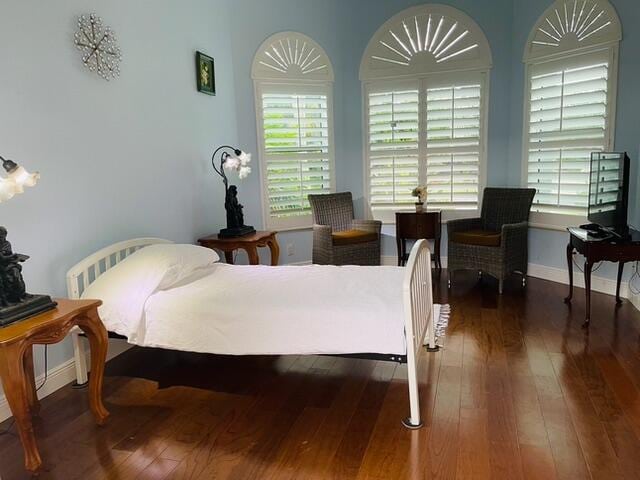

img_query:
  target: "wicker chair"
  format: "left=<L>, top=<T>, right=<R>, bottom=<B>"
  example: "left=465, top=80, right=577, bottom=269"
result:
left=308, top=192, right=382, bottom=266
left=447, top=187, right=536, bottom=294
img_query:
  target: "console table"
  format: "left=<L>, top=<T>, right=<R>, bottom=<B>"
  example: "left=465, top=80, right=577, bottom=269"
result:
left=198, top=231, right=280, bottom=265
left=395, top=211, right=441, bottom=270
left=564, top=227, right=640, bottom=326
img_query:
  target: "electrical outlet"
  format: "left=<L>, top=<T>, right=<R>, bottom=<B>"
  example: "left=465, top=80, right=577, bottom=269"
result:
left=286, top=243, right=295, bottom=256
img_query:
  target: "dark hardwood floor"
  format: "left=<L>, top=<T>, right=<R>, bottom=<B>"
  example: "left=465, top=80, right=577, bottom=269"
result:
left=2, top=272, right=640, bottom=479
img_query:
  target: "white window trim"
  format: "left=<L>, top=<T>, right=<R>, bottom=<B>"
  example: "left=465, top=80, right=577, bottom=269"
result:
left=252, top=32, right=336, bottom=231
left=521, top=46, right=619, bottom=231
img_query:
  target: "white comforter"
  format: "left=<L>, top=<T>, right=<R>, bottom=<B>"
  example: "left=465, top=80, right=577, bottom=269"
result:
left=101, top=263, right=408, bottom=356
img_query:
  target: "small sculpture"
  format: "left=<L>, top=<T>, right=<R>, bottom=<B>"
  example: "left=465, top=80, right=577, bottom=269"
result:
left=0, top=227, right=29, bottom=306
left=0, top=227, right=57, bottom=326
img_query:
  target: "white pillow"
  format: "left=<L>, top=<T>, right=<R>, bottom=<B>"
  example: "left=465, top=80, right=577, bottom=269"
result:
left=81, top=243, right=219, bottom=340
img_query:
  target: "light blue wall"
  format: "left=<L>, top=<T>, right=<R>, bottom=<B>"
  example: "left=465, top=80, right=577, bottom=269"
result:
left=0, top=0, right=236, bottom=389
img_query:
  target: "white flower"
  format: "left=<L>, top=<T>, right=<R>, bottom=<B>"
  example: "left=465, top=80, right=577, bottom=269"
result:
left=238, top=151, right=251, bottom=166
left=238, top=166, right=252, bottom=179
left=223, top=156, right=240, bottom=170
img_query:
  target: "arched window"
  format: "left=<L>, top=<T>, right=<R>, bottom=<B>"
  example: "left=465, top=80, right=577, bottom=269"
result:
left=252, top=32, right=335, bottom=230
left=360, top=5, right=492, bottom=222
left=522, top=0, right=621, bottom=225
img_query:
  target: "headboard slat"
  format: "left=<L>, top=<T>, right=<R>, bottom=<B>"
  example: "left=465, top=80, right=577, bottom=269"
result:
left=66, top=238, right=173, bottom=299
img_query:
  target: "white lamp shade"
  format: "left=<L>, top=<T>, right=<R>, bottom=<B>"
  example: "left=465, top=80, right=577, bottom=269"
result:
left=0, top=178, right=17, bottom=202
left=8, top=165, right=40, bottom=188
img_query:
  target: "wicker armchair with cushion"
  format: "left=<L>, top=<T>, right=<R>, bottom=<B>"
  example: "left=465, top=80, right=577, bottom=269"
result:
left=447, top=187, right=536, bottom=294
left=309, top=192, right=382, bottom=266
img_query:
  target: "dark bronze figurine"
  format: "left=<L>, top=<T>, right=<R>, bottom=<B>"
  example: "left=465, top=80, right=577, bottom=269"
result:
left=0, top=227, right=56, bottom=326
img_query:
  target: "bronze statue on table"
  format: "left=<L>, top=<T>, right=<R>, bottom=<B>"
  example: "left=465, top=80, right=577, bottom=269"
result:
left=0, top=227, right=56, bottom=327
left=219, top=185, right=255, bottom=238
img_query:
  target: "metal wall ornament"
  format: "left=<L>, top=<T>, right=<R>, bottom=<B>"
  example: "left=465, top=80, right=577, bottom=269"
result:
left=74, top=14, right=122, bottom=80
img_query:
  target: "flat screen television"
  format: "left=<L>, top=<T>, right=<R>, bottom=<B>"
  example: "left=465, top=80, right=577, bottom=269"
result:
left=587, top=152, right=630, bottom=236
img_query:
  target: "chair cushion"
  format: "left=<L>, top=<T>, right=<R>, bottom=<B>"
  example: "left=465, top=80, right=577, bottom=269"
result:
left=451, top=229, right=501, bottom=247
left=332, top=229, right=378, bottom=246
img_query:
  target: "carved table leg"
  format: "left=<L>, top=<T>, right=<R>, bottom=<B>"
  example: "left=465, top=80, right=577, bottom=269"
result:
left=23, top=346, right=40, bottom=415
left=224, top=251, right=234, bottom=265
left=77, top=310, right=109, bottom=425
left=616, top=262, right=624, bottom=305
left=245, top=246, right=260, bottom=265
left=0, top=344, right=42, bottom=473
left=583, top=261, right=593, bottom=328
left=564, top=243, right=574, bottom=304
left=267, top=236, right=280, bottom=266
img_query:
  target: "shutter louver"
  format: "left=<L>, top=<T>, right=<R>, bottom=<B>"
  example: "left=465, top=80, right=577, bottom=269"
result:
left=262, top=92, right=331, bottom=219
left=527, top=62, right=609, bottom=215
left=368, top=89, right=420, bottom=207
left=425, top=84, right=481, bottom=209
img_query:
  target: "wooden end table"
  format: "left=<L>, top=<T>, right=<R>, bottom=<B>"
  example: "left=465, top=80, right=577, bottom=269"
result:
left=0, top=299, right=109, bottom=473
left=198, top=231, right=280, bottom=265
left=395, top=211, right=442, bottom=270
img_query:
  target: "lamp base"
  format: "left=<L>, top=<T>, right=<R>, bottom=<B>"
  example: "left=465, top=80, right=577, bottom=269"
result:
left=0, top=295, right=58, bottom=327
left=219, top=225, right=256, bottom=238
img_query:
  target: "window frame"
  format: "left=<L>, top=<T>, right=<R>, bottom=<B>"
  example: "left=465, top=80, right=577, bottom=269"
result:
left=521, top=45, right=619, bottom=231
left=252, top=33, right=336, bottom=231
left=362, top=70, right=490, bottom=224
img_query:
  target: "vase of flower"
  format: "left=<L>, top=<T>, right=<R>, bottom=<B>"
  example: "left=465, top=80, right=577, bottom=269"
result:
left=411, top=186, right=427, bottom=213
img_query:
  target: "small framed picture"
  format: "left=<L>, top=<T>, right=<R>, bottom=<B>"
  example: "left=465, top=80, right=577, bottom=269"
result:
left=196, top=51, right=215, bottom=96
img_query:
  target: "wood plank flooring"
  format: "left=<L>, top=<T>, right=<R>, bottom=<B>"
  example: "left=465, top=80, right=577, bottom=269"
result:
left=2, top=272, right=640, bottom=479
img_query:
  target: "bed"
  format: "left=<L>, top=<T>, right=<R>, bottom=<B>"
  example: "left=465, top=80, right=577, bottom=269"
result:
left=66, top=237, right=437, bottom=428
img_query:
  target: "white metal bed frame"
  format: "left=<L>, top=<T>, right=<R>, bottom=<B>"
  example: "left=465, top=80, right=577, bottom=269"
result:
left=66, top=237, right=436, bottom=428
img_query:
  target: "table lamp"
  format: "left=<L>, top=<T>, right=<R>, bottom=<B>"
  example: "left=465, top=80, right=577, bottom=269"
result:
left=0, top=155, right=57, bottom=327
left=211, top=145, right=256, bottom=238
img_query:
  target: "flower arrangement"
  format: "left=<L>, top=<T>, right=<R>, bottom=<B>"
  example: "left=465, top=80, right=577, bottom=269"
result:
left=411, top=186, right=427, bottom=204
left=223, top=151, right=252, bottom=179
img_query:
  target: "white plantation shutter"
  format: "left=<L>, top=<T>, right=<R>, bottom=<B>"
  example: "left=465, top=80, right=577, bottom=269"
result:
left=261, top=92, right=332, bottom=222
left=368, top=89, right=420, bottom=207
left=367, top=78, right=485, bottom=217
left=425, top=84, right=481, bottom=209
left=527, top=59, right=611, bottom=215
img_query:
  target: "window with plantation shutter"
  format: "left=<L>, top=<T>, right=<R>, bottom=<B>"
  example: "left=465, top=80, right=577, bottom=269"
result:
left=426, top=84, right=481, bottom=209
left=368, top=89, right=419, bottom=206
left=523, top=0, right=621, bottom=224
left=252, top=32, right=335, bottom=230
left=262, top=92, right=332, bottom=219
left=361, top=5, right=492, bottom=222
left=527, top=61, right=610, bottom=215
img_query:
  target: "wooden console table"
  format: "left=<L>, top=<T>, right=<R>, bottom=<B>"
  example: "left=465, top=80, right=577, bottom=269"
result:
left=564, top=227, right=640, bottom=326
left=395, top=211, right=442, bottom=270
left=0, top=299, right=109, bottom=473
left=198, top=231, right=280, bottom=265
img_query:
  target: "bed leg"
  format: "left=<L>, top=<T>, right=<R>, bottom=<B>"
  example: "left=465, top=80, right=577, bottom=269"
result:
left=72, top=329, right=89, bottom=388
left=424, top=311, right=440, bottom=353
left=401, top=357, right=423, bottom=429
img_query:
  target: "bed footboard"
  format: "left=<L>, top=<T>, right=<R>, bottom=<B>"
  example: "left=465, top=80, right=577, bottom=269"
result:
left=402, top=239, right=436, bottom=429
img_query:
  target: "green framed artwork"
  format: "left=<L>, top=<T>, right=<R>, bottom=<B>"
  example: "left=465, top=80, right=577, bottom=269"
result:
left=196, top=51, right=216, bottom=96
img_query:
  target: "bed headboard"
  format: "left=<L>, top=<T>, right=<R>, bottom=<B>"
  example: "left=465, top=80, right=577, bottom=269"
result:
left=66, top=237, right=174, bottom=299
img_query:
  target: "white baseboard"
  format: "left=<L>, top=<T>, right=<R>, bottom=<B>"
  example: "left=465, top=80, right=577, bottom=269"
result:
left=0, top=339, right=132, bottom=423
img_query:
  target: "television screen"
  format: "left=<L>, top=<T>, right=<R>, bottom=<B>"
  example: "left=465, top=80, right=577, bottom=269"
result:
left=587, top=152, right=630, bottom=231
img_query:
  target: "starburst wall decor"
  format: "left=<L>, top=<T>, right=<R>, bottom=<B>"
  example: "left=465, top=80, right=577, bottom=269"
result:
left=74, top=14, right=122, bottom=81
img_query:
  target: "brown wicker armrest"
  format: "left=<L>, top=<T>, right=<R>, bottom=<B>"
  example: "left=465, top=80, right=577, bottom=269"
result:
left=312, top=223, right=332, bottom=252
left=447, top=217, right=482, bottom=236
left=501, top=221, right=529, bottom=250
left=351, top=219, right=382, bottom=234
